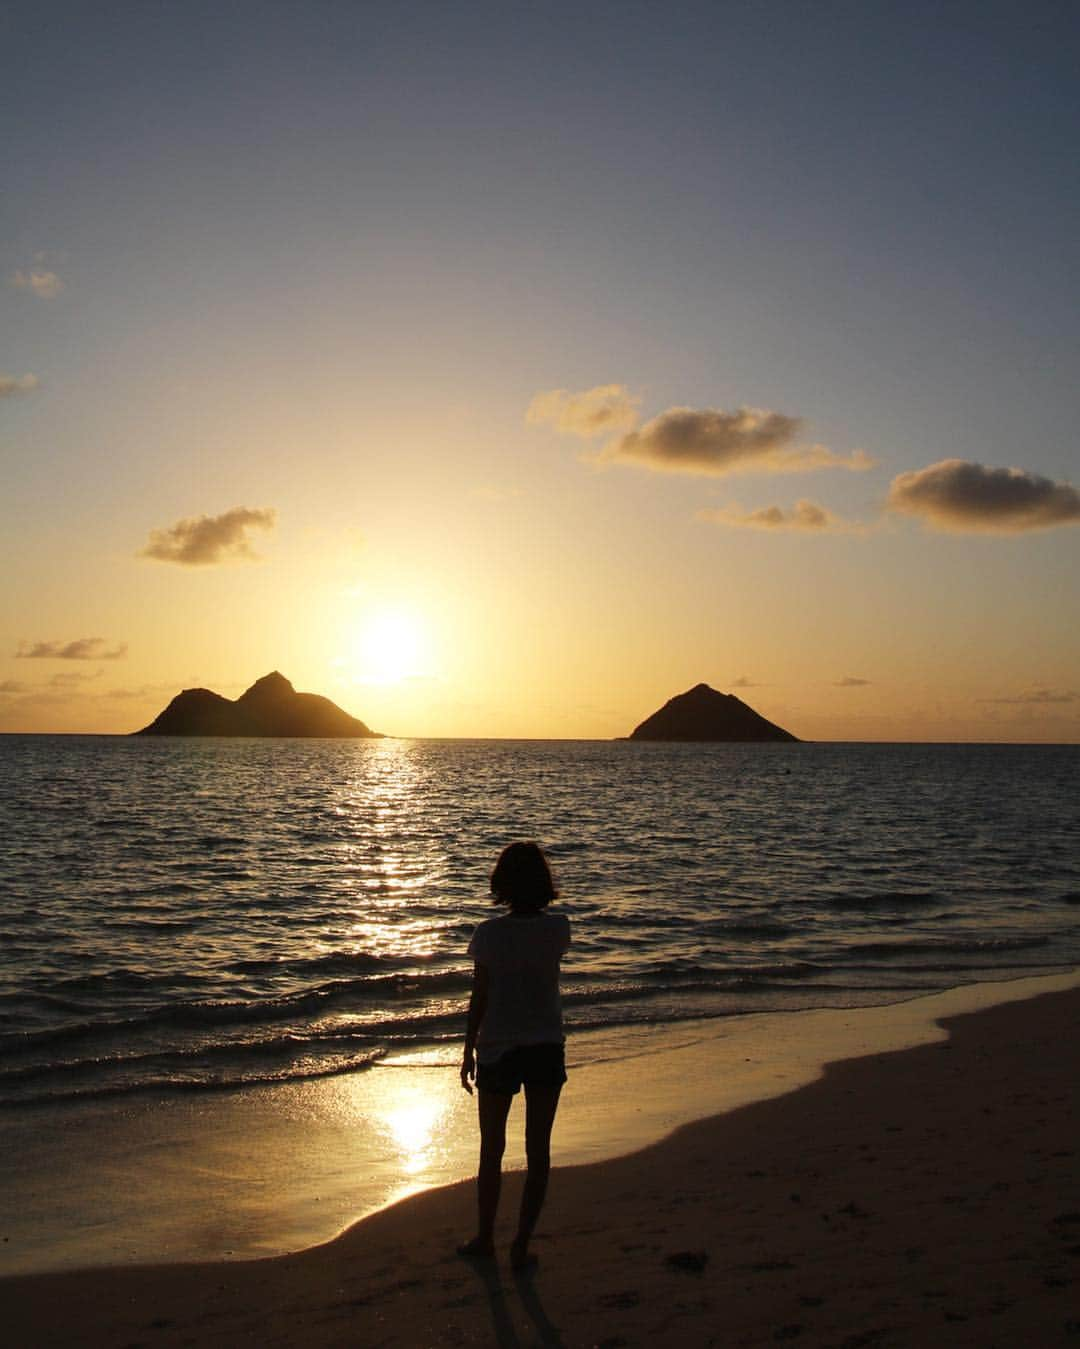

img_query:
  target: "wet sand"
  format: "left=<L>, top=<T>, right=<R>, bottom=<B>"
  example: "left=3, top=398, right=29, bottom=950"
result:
left=6, top=975, right=1079, bottom=1346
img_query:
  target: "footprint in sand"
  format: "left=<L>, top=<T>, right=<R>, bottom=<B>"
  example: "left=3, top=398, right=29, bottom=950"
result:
left=665, top=1250, right=709, bottom=1274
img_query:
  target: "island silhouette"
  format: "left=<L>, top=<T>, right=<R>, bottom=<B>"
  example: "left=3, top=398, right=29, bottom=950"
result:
left=628, top=683, right=799, bottom=742
left=133, top=673, right=796, bottom=741
left=134, top=672, right=382, bottom=738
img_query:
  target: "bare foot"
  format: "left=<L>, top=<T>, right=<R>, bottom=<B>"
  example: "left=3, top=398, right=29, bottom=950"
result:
left=456, top=1238, right=495, bottom=1259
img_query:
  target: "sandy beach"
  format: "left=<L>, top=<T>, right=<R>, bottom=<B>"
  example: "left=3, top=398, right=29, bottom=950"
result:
left=6, top=975, right=1079, bottom=1347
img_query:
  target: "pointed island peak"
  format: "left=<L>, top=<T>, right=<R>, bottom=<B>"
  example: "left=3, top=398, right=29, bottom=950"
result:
left=134, top=673, right=382, bottom=738
left=238, top=671, right=296, bottom=700
left=627, top=683, right=799, bottom=743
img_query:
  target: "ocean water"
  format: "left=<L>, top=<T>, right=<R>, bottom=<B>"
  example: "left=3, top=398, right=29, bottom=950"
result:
left=1, top=735, right=1078, bottom=1112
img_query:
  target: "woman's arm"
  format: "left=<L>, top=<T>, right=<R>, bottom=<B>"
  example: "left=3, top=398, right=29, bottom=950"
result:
left=460, top=962, right=489, bottom=1094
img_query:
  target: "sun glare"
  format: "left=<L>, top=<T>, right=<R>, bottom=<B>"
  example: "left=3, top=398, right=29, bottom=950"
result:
left=381, top=1094, right=446, bottom=1175
left=348, top=609, right=430, bottom=684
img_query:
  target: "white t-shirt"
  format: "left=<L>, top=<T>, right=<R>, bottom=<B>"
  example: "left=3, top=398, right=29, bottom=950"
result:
left=467, top=909, right=571, bottom=1063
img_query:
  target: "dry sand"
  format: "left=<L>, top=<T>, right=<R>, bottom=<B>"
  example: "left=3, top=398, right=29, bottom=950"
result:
left=6, top=982, right=1080, bottom=1347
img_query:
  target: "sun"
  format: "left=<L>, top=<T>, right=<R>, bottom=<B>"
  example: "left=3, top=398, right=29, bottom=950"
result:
left=349, top=609, right=430, bottom=684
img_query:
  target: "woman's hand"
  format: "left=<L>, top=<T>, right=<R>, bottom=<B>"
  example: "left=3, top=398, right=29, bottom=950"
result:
left=460, top=1047, right=476, bottom=1095
left=461, top=963, right=487, bottom=1096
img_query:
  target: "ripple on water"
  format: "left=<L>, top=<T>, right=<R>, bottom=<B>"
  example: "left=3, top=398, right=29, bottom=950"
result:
left=0, top=736, right=1077, bottom=1106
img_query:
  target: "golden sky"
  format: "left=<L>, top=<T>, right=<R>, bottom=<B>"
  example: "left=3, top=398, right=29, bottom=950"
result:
left=3, top=3, right=1078, bottom=742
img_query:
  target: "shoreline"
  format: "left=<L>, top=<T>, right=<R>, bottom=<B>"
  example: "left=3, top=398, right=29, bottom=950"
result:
left=1, top=969, right=1078, bottom=1281
left=5, top=970, right=1080, bottom=1344
left=7, top=973, right=1079, bottom=1346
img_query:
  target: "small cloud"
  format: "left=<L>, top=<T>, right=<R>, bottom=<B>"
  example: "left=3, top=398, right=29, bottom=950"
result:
left=0, top=373, right=39, bottom=398
left=0, top=680, right=27, bottom=694
left=139, top=506, right=277, bottom=565
left=835, top=676, right=871, bottom=687
left=0, top=688, right=71, bottom=716
left=103, top=682, right=177, bottom=702
left=698, top=498, right=854, bottom=531
left=730, top=675, right=759, bottom=688
left=11, top=268, right=64, bottom=299
left=16, top=638, right=128, bottom=660
left=527, top=384, right=641, bottom=439
left=602, top=407, right=873, bottom=478
left=983, top=688, right=1077, bottom=705
left=887, top=460, right=1080, bottom=534
left=528, top=386, right=874, bottom=480
left=48, top=669, right=103, bottom=688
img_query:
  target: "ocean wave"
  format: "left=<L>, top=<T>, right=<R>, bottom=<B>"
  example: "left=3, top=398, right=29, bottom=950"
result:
left=47, top=967, right=205, bottom=994
left=826, top=891, right=943, bottom=910
left=226, top=950, right=446, bottom=979
left=843, top=935, right=1051, bottom=959
left=712, top=921, right=795, bottom=938
left=98, top=912, right=205, bottom=929
left=0, top=1047, right=388, bottom=1110
left=0, top=970, right=472, bottom=1058
left=3, top=736, right=1078, bottom=1111
left=0, top=1029, right=389, bottom=1085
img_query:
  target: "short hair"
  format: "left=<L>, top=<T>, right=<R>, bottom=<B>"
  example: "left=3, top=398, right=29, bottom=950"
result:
left=490, top=841, right=557, bottom=911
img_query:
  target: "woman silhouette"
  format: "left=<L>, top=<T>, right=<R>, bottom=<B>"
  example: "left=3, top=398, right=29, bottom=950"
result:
left=459, top=842, right=571, bottom=1270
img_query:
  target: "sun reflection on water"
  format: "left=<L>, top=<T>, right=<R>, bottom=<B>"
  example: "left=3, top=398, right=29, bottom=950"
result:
left=372, top=1076, right=453, bottom=1176
left=330, top=738, right=451, bottom=959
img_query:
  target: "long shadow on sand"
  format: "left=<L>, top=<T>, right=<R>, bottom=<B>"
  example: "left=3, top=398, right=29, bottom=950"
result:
left=461, top=1256, right=565, bottom=1347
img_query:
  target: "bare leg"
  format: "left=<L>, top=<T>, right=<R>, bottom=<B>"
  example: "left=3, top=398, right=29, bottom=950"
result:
left=460, top=1088, right=513, bottom=1256
left=512, top=1083, right=562, bottom=1268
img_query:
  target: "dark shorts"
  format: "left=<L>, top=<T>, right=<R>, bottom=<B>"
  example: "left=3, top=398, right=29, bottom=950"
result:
left=476, top=1043, right=567, bottom=1096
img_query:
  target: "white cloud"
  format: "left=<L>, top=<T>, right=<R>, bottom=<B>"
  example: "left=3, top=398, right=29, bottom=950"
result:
left=11, top=268, right=64, bottom=299
left=139, top=506, right=277, bottom=565
left=16, top=638, right=127, bottom=660
left=0, top=373, right=38, bottom=398
left=526, top=384, right=641, bottom=439
left=888, top=460, right=1080, bottom=533
left=697, top=498, right=854, bottom=531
